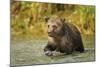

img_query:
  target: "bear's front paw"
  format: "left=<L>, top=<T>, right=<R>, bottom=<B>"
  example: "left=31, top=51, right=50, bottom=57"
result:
left=52, top=51, right=66, bottom=56
left=52, top=51, right=61, bottom=56
left=44, top=51, right=52, bottom=56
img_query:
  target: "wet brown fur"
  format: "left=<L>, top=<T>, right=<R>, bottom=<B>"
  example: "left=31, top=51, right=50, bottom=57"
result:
left=44, top=16, right=84, bottom=55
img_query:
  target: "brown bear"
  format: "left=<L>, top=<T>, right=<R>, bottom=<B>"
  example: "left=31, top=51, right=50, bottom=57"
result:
left=44, top=16, right=84, bottom=56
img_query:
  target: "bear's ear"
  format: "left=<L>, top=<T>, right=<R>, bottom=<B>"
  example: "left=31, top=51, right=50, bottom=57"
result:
left=44, top=16, right=49, bottom=22
left=61, top=18, right=65, bottom=23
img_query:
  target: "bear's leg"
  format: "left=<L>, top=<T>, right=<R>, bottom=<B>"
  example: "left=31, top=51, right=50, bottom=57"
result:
left=59, top=44, right=73, bottom=54
left=48, top=47, right=66, bottom=56
left=44, top=44, right=56, bottom=56
left=76, top=45, right=84, bottom=53
left=75, top=35, right=84, bottom=52
left=64, top=48, right=73, bottom=54
left=75, top=39, right=84, bottom=52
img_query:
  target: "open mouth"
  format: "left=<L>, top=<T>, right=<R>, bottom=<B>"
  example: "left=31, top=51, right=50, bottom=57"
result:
left=48, top=33, right=54, bottom=37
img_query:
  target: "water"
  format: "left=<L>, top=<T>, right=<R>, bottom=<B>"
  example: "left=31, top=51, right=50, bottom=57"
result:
left=10, top=35, right=95, bottom=66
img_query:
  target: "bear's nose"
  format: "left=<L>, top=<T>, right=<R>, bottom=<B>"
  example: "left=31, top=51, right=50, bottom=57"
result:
left=48, top=29, right=54, bottom=34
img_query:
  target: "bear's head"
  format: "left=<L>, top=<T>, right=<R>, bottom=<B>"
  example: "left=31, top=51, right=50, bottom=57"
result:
left=45, top=16, right=65, bottom=38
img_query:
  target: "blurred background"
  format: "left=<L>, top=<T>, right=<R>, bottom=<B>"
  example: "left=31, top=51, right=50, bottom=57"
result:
left=11, top=1, right=95, bottom=39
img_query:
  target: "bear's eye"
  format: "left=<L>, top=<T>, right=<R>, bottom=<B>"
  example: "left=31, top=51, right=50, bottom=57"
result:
left=48, top=25, right=50, bottom=28
left=53, top=25, right=57, bottom=29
